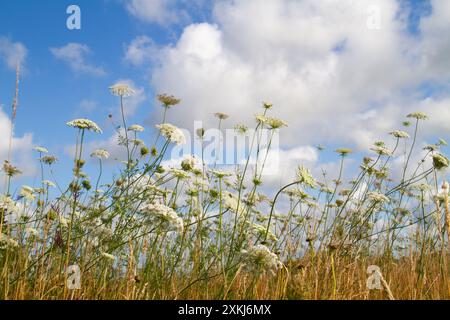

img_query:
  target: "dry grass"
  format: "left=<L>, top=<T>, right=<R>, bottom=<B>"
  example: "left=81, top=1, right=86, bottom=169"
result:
left=1, top=81, right=450, bottom=301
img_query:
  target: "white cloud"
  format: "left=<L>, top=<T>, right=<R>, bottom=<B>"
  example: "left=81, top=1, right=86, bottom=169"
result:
left=124, top=0, right=209, bottom=26
left=146, top=0, right=450, bottom=154
left=125, top=0, right=178, bottom=25
left=259, top=146, right=319, bottom=185
left=124, top=36, right=158, bottom=66
left=0, top=37, right=27, bottom=69
left=418, top=0, right=450, bottom=80
left=0, top=107, right=36, bottom=180
left=50, top=43, right=106, bottom=76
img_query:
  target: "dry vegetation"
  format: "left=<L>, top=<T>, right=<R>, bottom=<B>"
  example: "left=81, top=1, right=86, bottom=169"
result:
left=1, top=74, right=450, bottom=300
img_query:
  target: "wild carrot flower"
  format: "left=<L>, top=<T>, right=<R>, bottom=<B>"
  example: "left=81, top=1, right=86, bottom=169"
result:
left=90, top=149, right=110, bottom=160
left=20, top=186, right=35, bottom=201
left=158, top=94, right=181, bottom=108
left=223, top=192, right=245, bottom=216
left=210, top=169, right=232, bottom=179
left=255, top=114, right=268, bottom=124
left=181, top=156, right=198, bottom=172
left=432, top=153, right=449, bottom=170
left=0, top=195, right=19, bottom=213
left=214, top=112, right=229, bottom=120
left=109, top=83, right=135, bottom=97
left=42, top=180, right=56, bottom=188
left=2, top=161, right=21, bottom=177
left=67, top=119, right=102, bottom=133
left=234, top=124, right=248, bottom=135
left=196, top=128, right=205, bottom=138
left=297, top=166, right=316, bottom=189
left=240, top=244, right=283, bottom=275
left=390, top=130, right=410, bottom=139
left=249, top=222, right=278, bottom=242
left=131, top=138, right=144, bottom=146
left=138, top=203, right=184, bottom=232
left=266, top=117, right=287, bottom=129
left=34, top=146, right=48, bottom=153
left=367, top=191, right=390, bottom=203
left=407, top=112, right=428, bottom=120
left=170, top=168, right=190, bottom=179
left=128, top=124, right=145, bottom=132
left=424, top=144, right=439, bottom=152
left=41, top=155, right=58, bottom=165
left=371, top=146, right=393, bottom=156
left=263, top=102, right=273, bottom=109
left=335, top=148, right=353, bottom=156
left=155, top=123, right=186, bottom=145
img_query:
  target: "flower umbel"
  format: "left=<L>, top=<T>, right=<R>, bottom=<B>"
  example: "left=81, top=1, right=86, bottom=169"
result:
left=109, top=83, right=135, bottom=97
left=155, top=123, right=186, bottom=145
left=240, top=245, right=283, bottom=275
left=67, top=119, right=102, bottom=133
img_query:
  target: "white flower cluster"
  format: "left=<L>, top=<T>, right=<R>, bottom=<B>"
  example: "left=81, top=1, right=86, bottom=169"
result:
left=138, top=203, right=184, bottom=233
left=109, top=84, right=135, bottom=97
left=84, top=218, right=113, bottom=239
left=181, top=155, right=198, bottom=172
left=156, top=123, right=186, bottom=145
left=0, top=233, right=19, bottom=250
left=210, top=169, right=232, bottom=179
left=240, top=245, right=283, bottom=275
left=34, top=146, right=49, bottom=153
left=0, top=195, right=20, bottom=214
left=367, top=191, right=390, bottom=204
left=91, top=149, right=110, bottom=160
left=128, top=124, right=145, bottom=132
left=248, top=222, right=278, bottom=242
left=223, top=192, right=246, bottom=216
left=67, top=119, right=102, bottom=133
left=170, top=168, right=190, bottom=179
left=20, top=186, right=35, bottom=201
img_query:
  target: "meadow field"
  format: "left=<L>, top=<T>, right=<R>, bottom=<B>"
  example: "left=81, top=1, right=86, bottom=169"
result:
left=1, top=80, right=449, bottom=300
left=1, top=0, right=450, bottom=302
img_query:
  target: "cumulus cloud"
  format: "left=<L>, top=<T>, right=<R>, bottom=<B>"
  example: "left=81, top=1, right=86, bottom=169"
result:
left=145, top=0, right=450, bottom=155
left=418, top=0, right=450, bottom=80
left=125, top=0, right=179, bottom=25
left=0, top=37, right=27, bottom=69
left=124, top=0, right=209, bottom=26
left=50, top=43, right=106, bottom=76
left=124, top=36, right=158, bottom=66
left=258, top=146, right=319, bottom=186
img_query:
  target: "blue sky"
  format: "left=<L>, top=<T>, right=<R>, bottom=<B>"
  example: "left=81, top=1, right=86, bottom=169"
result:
left=0, top=0, right=448, bottom=192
